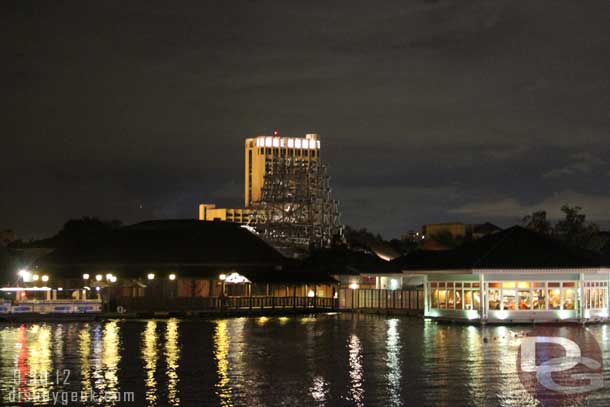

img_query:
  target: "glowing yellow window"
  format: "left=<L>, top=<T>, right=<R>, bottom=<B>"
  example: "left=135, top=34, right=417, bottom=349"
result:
left=563, top=289, right=575, bottom=310
left=549, top=289, right=561, bottom=310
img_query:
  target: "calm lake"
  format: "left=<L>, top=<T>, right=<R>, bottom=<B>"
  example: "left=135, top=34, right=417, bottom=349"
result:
left=0, top=314, right=609, bottom=406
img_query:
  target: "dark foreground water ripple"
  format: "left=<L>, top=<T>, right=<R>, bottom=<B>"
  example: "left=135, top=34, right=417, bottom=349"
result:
left=0, top=314, right=609, bottom=406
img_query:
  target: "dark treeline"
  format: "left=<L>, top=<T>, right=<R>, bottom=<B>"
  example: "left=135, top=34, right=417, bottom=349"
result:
left=522, top=205, right=605, bottom=252
left=345, top=205, right=609, bottom=256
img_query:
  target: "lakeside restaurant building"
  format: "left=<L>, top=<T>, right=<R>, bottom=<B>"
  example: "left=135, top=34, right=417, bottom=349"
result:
left=30, top=220, right=338, bottom=312
left=394, top=226, right=610, bottom=323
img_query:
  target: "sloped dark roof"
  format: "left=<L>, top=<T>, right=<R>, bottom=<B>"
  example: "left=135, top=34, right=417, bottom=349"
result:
left=299, top=247, right=400, bottom=275
left=36, top=220, right=286, bottom=271
left=393, top=226, right=608, bottom=271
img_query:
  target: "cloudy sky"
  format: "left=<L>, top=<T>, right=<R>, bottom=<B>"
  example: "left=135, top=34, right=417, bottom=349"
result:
left=3, top=0, right=610, bottom=238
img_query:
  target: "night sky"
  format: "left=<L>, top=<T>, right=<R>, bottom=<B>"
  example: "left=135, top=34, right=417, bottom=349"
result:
left=3, top=0, right=610, bottom=239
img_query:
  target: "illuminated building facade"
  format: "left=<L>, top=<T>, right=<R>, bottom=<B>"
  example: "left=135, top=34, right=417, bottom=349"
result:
left=198, top=204, right=256, bottom=224
left=244, top=133, right=320, bottom=207
left=199, top=132, right=341, bottom=253
left=396, top=226, right=610, bottom=323
left=199, top=132, right=322, bottom=225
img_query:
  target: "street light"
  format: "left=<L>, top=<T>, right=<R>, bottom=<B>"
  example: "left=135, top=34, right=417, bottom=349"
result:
left=32, top=274, right=40, bottom=282
left=83, top=274, right=90, bottom=280
left=41, top=275, right=49, bottom=283
left=95, top=275, right=103, bottom=282
left=18, top=269, right=32, bottom=283
left=147, top=273, right=155, bottom=280
left=169, top=274, right=176, bottom=281
left=219, top=274, right=226, bottom=281
left=106, top=273, right=113, bottom=281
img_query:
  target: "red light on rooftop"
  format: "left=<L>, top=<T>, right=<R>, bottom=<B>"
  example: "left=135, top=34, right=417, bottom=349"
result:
left=273, top=129, right=278, bottom=136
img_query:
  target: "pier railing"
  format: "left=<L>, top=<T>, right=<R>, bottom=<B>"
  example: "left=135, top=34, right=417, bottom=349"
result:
left=114, top=296, right=337, bottom=313
left=339, top=288, right=424, bottom=311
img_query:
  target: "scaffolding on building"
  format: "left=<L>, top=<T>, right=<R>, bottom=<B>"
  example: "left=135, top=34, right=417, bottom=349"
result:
left=249, top=157, right=342, bottom=256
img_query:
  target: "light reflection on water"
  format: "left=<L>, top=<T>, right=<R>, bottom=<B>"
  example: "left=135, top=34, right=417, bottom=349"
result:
left=79, top=323, right=91, bottom=394
left=214, top=319, right=232, bottom=407
left=0, top=315, right=609, bottom=406
left=142, top=320, right=158, bottom=405
left=164, top=319, right=180, bottom=406
left=385, top=318, right=401, bottom=407
left=348, top=333, right=364, bottom=406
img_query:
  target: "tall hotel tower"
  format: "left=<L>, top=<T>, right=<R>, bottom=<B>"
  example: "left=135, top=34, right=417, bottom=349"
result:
left=244, top=132, right=320, bottom=207
left=199, top=132, right=321, bottom=224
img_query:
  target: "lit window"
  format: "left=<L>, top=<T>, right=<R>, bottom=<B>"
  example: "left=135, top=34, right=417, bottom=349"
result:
left=447, top=288, right=455, bottom=309
left=272, top=138, right=279, bottom=147
left=295, top=139, right=301, bottom=149
left=563, top=288, right=575, bottom=310
left=533, top=289, right=546, bottom=310
left=488, top=289, right=501, bottom=310
left=473, top=291, right=481, bottom=310
left=438, top=289, right=447, bottom=309
left=502, top=289, right=517, bottom=311
left=548, top=288, right=561, bottom=310
left=464, top=290, right=472, bottom=310
left=518, top=289, right=531, bottom=310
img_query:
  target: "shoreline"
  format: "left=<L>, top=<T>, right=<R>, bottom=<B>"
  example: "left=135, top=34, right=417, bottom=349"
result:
left=0, top=308, right=343, bottom=322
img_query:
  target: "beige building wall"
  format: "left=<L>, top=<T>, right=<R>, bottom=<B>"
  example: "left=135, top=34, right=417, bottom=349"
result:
left=199, top=132, right=322, bottom=224
left=198, top=203, right=258, bottom=225
left=244, top=133, right=320, bottom=207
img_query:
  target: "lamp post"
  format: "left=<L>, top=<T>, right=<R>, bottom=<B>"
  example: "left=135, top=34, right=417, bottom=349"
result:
left=219, top=274, right=226, bottom=296
left=219, top=274, right=227, bottom=310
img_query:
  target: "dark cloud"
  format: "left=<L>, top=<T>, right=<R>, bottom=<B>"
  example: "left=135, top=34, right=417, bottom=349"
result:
left=2, top=0, right=610, bottom=238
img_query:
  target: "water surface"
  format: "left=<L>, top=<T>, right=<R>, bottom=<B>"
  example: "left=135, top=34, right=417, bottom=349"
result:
left=0, top=314, right=609, bottom=406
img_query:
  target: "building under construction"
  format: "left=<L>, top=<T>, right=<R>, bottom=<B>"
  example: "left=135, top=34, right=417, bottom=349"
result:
left=251, top=155, right=341, bottom=255
left=199, top=132, right=342, bottom=255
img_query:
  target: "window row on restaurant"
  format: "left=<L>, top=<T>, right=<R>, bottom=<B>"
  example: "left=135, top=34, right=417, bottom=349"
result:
left=428, top=282, right=481, bottom=311
left=429, top=280, right=609, bottom=312
left=584, top=281, right=609, bottom=310
left=487, top=281, right=576, bottom=311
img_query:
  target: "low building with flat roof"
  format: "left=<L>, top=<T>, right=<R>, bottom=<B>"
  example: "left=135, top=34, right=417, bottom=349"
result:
left=393, top=226, right=610, bottom=324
